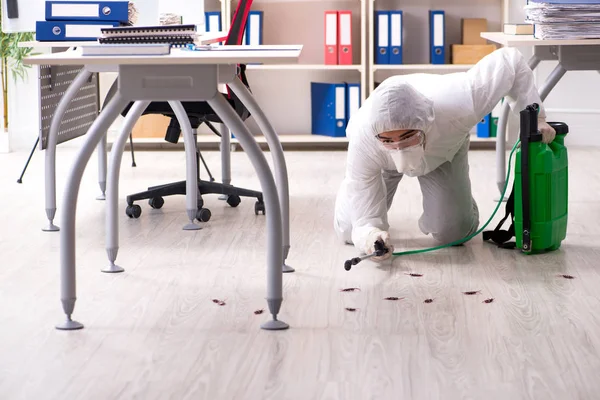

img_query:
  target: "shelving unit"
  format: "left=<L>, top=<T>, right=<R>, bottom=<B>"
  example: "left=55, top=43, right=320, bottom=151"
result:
left=126, top=0, right=517, bottom=149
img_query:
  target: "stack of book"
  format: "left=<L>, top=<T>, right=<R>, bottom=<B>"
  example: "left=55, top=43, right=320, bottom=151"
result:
left=525, top=0, right=600, bottom=40
left=36, top=0, right=130, bottom=41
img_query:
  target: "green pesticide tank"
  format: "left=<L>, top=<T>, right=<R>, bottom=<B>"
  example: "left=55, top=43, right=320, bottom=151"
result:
left=514, top=104, right=569, bottom=254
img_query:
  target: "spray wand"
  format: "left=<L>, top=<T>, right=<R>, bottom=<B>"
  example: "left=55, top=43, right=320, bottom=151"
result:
left=344, top=239, right=390, bottom=271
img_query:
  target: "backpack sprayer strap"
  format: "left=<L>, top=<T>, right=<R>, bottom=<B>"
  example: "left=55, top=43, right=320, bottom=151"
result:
left=482, top=184, right=516, bottom=248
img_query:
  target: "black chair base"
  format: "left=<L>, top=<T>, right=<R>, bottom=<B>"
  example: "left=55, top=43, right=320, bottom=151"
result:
left=125, top=179, right=265, bottom=221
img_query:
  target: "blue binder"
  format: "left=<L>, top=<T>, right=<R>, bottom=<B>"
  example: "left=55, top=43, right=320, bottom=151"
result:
left=389, top=11, right=403, bottom=64
left=477, top=114, right=491, bottom=138
left=346, top=83, right=361, bottom=123
left=205, top=11, right=222, bottom=33
left=311, top=82, right=347, bottom=137
left=374, top=10, right=390, bottom=64
left=429, top=10, right=445, bottom=64
left=36, top=20, right=119, bottom=41
left=45, top=1, right=129, bottom=22
left=244, top=11, right=263, bottom=45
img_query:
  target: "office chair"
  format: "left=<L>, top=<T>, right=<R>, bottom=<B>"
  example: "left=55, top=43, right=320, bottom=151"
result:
left=120, top=0, right=265, bottom=222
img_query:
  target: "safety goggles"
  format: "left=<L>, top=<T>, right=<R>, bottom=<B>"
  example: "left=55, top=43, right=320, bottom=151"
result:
left=377, top=130, right=424, bottom=150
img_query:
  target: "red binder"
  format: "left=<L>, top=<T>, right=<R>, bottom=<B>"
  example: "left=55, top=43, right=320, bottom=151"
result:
left=337, top=10, right=353, bottom=65
left=324, top=10, right=338, bottom=65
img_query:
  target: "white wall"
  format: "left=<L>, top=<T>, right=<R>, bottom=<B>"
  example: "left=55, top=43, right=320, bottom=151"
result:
left=7, top=61, right=42, bottom=151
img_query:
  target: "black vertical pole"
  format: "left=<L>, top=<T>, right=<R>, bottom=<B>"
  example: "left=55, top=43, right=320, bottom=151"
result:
left=16, top=136, right=40, bottom=184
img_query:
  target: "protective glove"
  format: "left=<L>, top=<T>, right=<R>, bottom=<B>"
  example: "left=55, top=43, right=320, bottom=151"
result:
left=365, top=229, right=394, bottom=262
left=538, top=117, right=556, bottom=144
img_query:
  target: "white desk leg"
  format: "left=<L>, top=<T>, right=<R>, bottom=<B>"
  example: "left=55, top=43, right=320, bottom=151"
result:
left=57, top=92, right=129, bottom=331
left=96, top=133, right=107, bottom=200
left=495, top=55, right=541, bottom=198
left=219, top=123, right=231, bottom=200
left=105, top=100, right=150, bottom=274
left=43, top=68, right=93, bottom=232
left=538, top=64, right=567, bottom=101
left=229, top=77, right=294, bottom=274
left=95, top=79, right=119, bottom=202
left=168, top=101, right=202, bottom=231
left=208, top=93, right=288, bottom=331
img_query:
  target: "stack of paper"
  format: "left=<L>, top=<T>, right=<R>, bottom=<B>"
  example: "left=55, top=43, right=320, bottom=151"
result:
left=98, top=23, right=199, bottom=46
left=81, top=23, right=200, bottom=55
left=525, top=1, right=600, bottom=39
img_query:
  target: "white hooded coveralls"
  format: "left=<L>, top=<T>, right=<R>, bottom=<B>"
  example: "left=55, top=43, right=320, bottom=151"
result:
left=333, top=48, right=547, bottom=253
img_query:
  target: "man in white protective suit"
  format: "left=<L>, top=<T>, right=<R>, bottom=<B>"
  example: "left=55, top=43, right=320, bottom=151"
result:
left=333, top=48, right=556, bottom=262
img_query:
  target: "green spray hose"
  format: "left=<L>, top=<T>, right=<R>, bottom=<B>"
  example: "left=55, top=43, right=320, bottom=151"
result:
left=390, top=139, right=520, bottom=257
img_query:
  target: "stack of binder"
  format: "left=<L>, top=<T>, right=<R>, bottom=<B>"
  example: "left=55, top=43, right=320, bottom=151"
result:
left=374, top=10, right=403, bottom=64
left=311, top=82, right=361, bottom=137
left=374, top=10, right=445, bottom=64
left=525, top=0, right=600, bottom=39
left=324, top=10, right=353, bottom=65
left=36, top=1, right=129, bottom=41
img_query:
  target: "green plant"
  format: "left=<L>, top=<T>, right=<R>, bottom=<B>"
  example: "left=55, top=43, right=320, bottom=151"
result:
left=0, top=7, right=35, bottom=130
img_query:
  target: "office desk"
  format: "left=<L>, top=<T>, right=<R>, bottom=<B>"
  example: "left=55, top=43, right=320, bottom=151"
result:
left=19, top=32, right=228, bottom=231
left=24, top=44, right=302, bottom=332
left=481, top=32, right=600, bottom=196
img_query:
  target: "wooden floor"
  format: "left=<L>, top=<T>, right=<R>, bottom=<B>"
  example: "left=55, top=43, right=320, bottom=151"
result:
left=1, top=145, right=600, bottom=399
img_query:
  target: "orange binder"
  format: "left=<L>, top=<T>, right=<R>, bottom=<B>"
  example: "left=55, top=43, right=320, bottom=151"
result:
left=337, top=10, right=352, bottom=65
left=324, top=10, right=338, bottom=65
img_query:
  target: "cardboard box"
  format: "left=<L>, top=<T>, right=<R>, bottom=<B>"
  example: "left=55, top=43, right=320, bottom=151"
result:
left=504, top=23, right=534, bottom=35
left=462, top=18, right=488, bottom=45
left=132, top=114, right=172, bottom=139
left=451, top=44, right=496, bottom=64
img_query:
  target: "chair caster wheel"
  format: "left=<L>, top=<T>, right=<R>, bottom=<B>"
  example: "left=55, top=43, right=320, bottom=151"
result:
left=126, top=204, right=142, bottom=218
left=226, top=195, right=241, bottom=208
left=196, top=208, right=211, bottom=222
left=149, top=196, right=164, bottom=209
left=255, top=201, right=265, bottom=215
left=197, top=198, right=204, bottom=210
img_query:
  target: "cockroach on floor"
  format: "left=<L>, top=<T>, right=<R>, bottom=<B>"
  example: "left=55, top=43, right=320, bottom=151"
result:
left=384, top=296, right=404, bottom=301
left=483, top=298, right=494, bottom=304
left=424, top=298, right=434, bottom=303
left=405, top=273, right=423, bottom=277
left=558, top=274, right=575, bottom=279
left=254, top=309, right=264, bottom=315
left=462, top=290, right=481, bottom=295
left=211, top=299, right=226, bottom=306
left=340, top=287, right=361, bottom=292
left=345, top=307, right=358, bottom=312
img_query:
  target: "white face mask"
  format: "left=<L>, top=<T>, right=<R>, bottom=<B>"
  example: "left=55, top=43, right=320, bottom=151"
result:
left=389, top=145, right=426, bottom=176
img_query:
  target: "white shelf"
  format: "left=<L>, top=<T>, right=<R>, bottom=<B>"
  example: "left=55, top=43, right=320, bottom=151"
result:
left=246, top=64, right=363, bottom=71
left=115, top=133, right=496, bottom=150
left=373, top=64, right=475, bottom=71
